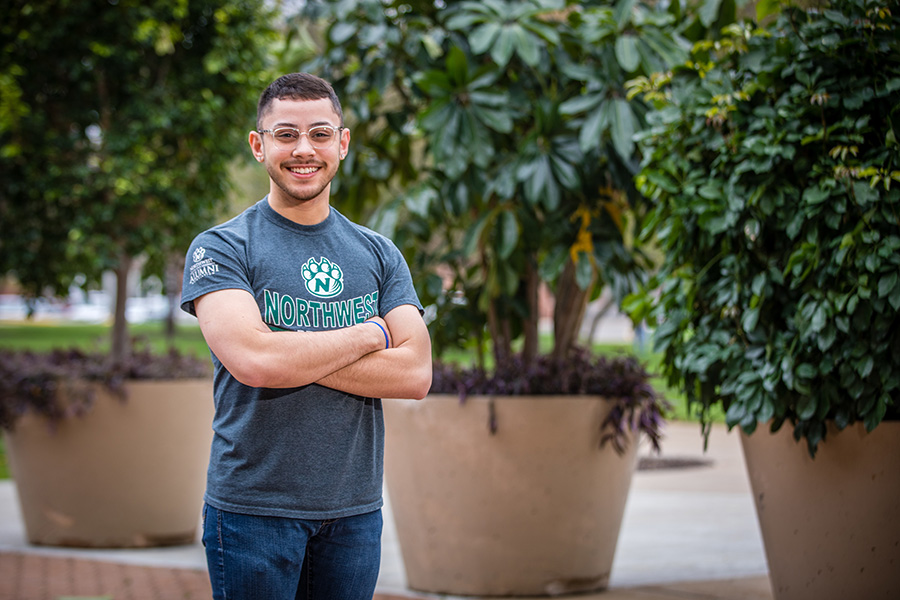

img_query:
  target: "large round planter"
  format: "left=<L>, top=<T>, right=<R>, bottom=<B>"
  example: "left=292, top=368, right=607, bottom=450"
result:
left=741, top=421, right=900, bottom=600
left=3, top=379, right=214, bottom=548
left=383, top=394, right=640, bottom=596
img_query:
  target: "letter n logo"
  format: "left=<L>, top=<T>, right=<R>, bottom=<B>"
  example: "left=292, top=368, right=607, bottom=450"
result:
left=301, top=257, right=343, bottom=298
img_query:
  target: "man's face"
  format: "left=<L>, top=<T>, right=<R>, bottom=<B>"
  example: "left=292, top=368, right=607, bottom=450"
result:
left=250, top=97, right=350, bottom=210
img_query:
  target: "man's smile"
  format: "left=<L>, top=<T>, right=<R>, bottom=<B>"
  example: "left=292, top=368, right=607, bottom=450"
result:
left=287, top=165, right=321, bottom=175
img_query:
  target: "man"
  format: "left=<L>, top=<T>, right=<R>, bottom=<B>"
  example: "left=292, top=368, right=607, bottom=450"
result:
left=181, top=72, right=432, bottom=599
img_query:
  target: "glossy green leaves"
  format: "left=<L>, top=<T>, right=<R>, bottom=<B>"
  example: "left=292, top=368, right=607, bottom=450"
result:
left=299, top=0, right=726, bottom=362
left=630, top=0, right=900, bottom=456
left=444, top=0, right=563, bottom=69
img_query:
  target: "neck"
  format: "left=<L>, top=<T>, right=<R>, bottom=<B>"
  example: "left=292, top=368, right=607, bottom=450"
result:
left=267, top=189, right=331, bottom=226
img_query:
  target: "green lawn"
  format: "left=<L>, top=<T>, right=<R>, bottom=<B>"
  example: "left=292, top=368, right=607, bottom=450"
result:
left=0, top=321, right=210, bottom=357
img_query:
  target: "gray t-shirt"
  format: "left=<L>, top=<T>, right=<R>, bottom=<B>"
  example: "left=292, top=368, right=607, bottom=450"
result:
left=181, top=197, right=423, bottom=519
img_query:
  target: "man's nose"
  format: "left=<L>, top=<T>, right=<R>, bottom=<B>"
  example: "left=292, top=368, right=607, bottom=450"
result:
left=292, top=133, right=316, bottom=155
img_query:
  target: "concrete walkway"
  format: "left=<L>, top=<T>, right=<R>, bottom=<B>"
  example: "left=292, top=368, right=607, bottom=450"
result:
left=0, top=422, right=773, bottom=599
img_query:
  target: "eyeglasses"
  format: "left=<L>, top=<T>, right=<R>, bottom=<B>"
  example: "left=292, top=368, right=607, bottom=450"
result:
left=258, top=125, right=344, bottom=150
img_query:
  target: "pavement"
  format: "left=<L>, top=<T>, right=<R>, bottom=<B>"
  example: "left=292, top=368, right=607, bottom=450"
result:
left=0, top=421, right=773, bottom=599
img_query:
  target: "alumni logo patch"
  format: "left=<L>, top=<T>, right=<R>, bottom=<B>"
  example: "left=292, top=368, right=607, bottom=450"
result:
left=189, top=246, right=219, bottom=284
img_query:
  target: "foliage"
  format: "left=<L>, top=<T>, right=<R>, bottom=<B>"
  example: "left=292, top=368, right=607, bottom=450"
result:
left=0, top=346, right=211, bottom=431
left=626, top=0, right=900, bottom=456
left=0, top=0, right=276, bottom=359
left=431, top=346, right=669, bottom=454
left=296, top=0, right=734, bottom=369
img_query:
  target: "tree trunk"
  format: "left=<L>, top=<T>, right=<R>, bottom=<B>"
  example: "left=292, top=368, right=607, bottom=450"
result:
left=110, top=254, right=132, bottom=364
left=586, top=296, right=615, bottom=345
left=487, top=298, right=513, bottom=367
left=481, top=239, right=513, bottom=367
left=552, top=258, right=594, bottom=358
left=164, top=253, right=183, bottom=340
left=521, top=258, right=540, bottom=364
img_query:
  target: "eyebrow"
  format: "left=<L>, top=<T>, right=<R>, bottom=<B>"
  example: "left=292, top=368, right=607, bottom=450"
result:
left=272, top=120, right=338, bottom=128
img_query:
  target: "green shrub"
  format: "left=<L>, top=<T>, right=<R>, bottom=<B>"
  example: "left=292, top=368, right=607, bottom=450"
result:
left=627, top=0, right=900, bottom=455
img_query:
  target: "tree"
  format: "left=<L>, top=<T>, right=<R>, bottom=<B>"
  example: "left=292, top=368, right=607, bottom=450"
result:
left=0, top=0, right=276, bottom=360
left=298, top=0, right=711, bottom=368
left=625, top=0, right=900, bottom=452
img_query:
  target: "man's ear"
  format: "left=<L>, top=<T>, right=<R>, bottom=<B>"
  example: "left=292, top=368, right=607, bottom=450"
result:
left=248, top=131, right=264, bottom=162
left=339, top=127, right=350, bottom=160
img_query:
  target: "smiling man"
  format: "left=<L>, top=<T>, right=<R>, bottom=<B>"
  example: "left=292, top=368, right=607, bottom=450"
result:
left=180, top=73, right=432, bottom=600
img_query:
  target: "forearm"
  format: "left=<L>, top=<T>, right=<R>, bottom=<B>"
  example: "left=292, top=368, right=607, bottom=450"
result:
left=244, top=325, right=387, bottom=388
left=196, top=290, right=387, bottom=389
left=317, top=344, right=432, bottom=399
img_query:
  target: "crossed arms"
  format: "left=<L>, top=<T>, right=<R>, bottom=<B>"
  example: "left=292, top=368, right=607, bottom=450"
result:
left=194, top=288, right=432, bottom=400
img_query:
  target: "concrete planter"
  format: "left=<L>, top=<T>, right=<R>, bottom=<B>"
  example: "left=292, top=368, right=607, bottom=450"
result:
left=384, top=394, right=640, bottom=596
left=4, top=379, right=214, bottom=548
left=741, top=421, right=900, bottom=600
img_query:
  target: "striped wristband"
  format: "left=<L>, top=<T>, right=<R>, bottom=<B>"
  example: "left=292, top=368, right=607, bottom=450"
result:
left=366, top=320, right=389, bottom=349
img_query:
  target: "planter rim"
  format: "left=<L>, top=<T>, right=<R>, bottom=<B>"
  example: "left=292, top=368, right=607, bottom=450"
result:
left=3, top=377, right=214, bottom=432
left=426, top=392, right=624, bottom=400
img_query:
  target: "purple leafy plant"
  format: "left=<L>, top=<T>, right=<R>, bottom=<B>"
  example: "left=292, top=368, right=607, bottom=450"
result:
left=430, top=347, right=669, bottom=454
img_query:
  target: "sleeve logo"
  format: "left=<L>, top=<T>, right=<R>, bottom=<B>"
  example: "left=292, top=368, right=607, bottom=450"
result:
left=302, top=257, right=343, bottom=298
left=189, top=246, right=219, bottom=284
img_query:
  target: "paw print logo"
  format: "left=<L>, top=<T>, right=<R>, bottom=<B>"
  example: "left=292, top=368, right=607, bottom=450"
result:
left=302, top=257, right=344, bottom=298
left=193, top=247, right=206, bottom=263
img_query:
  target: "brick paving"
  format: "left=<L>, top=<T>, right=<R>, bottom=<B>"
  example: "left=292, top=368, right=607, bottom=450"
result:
left=0, top=552, right=411, bottom=600
left=0, top=552, right=211, bottom=600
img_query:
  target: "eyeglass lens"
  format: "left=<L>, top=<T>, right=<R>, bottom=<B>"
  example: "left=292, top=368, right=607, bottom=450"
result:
left=269, top=126, right=338, bottom=150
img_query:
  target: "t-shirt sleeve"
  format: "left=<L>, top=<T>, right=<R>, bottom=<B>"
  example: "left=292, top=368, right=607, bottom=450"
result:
left=180, top=230, right=254, bottom=317
left=378, top=241, right=424, bottom=318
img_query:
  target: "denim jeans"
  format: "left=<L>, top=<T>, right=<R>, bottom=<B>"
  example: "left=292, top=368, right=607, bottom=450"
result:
left=202, top=504, right=382, bottom=600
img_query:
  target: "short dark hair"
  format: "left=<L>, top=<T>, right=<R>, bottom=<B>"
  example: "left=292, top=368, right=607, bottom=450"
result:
left=256, top=73, right=344, bottom=129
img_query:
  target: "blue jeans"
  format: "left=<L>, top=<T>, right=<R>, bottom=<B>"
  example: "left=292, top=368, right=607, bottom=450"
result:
left=202, top=504, right=382, bottom=600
